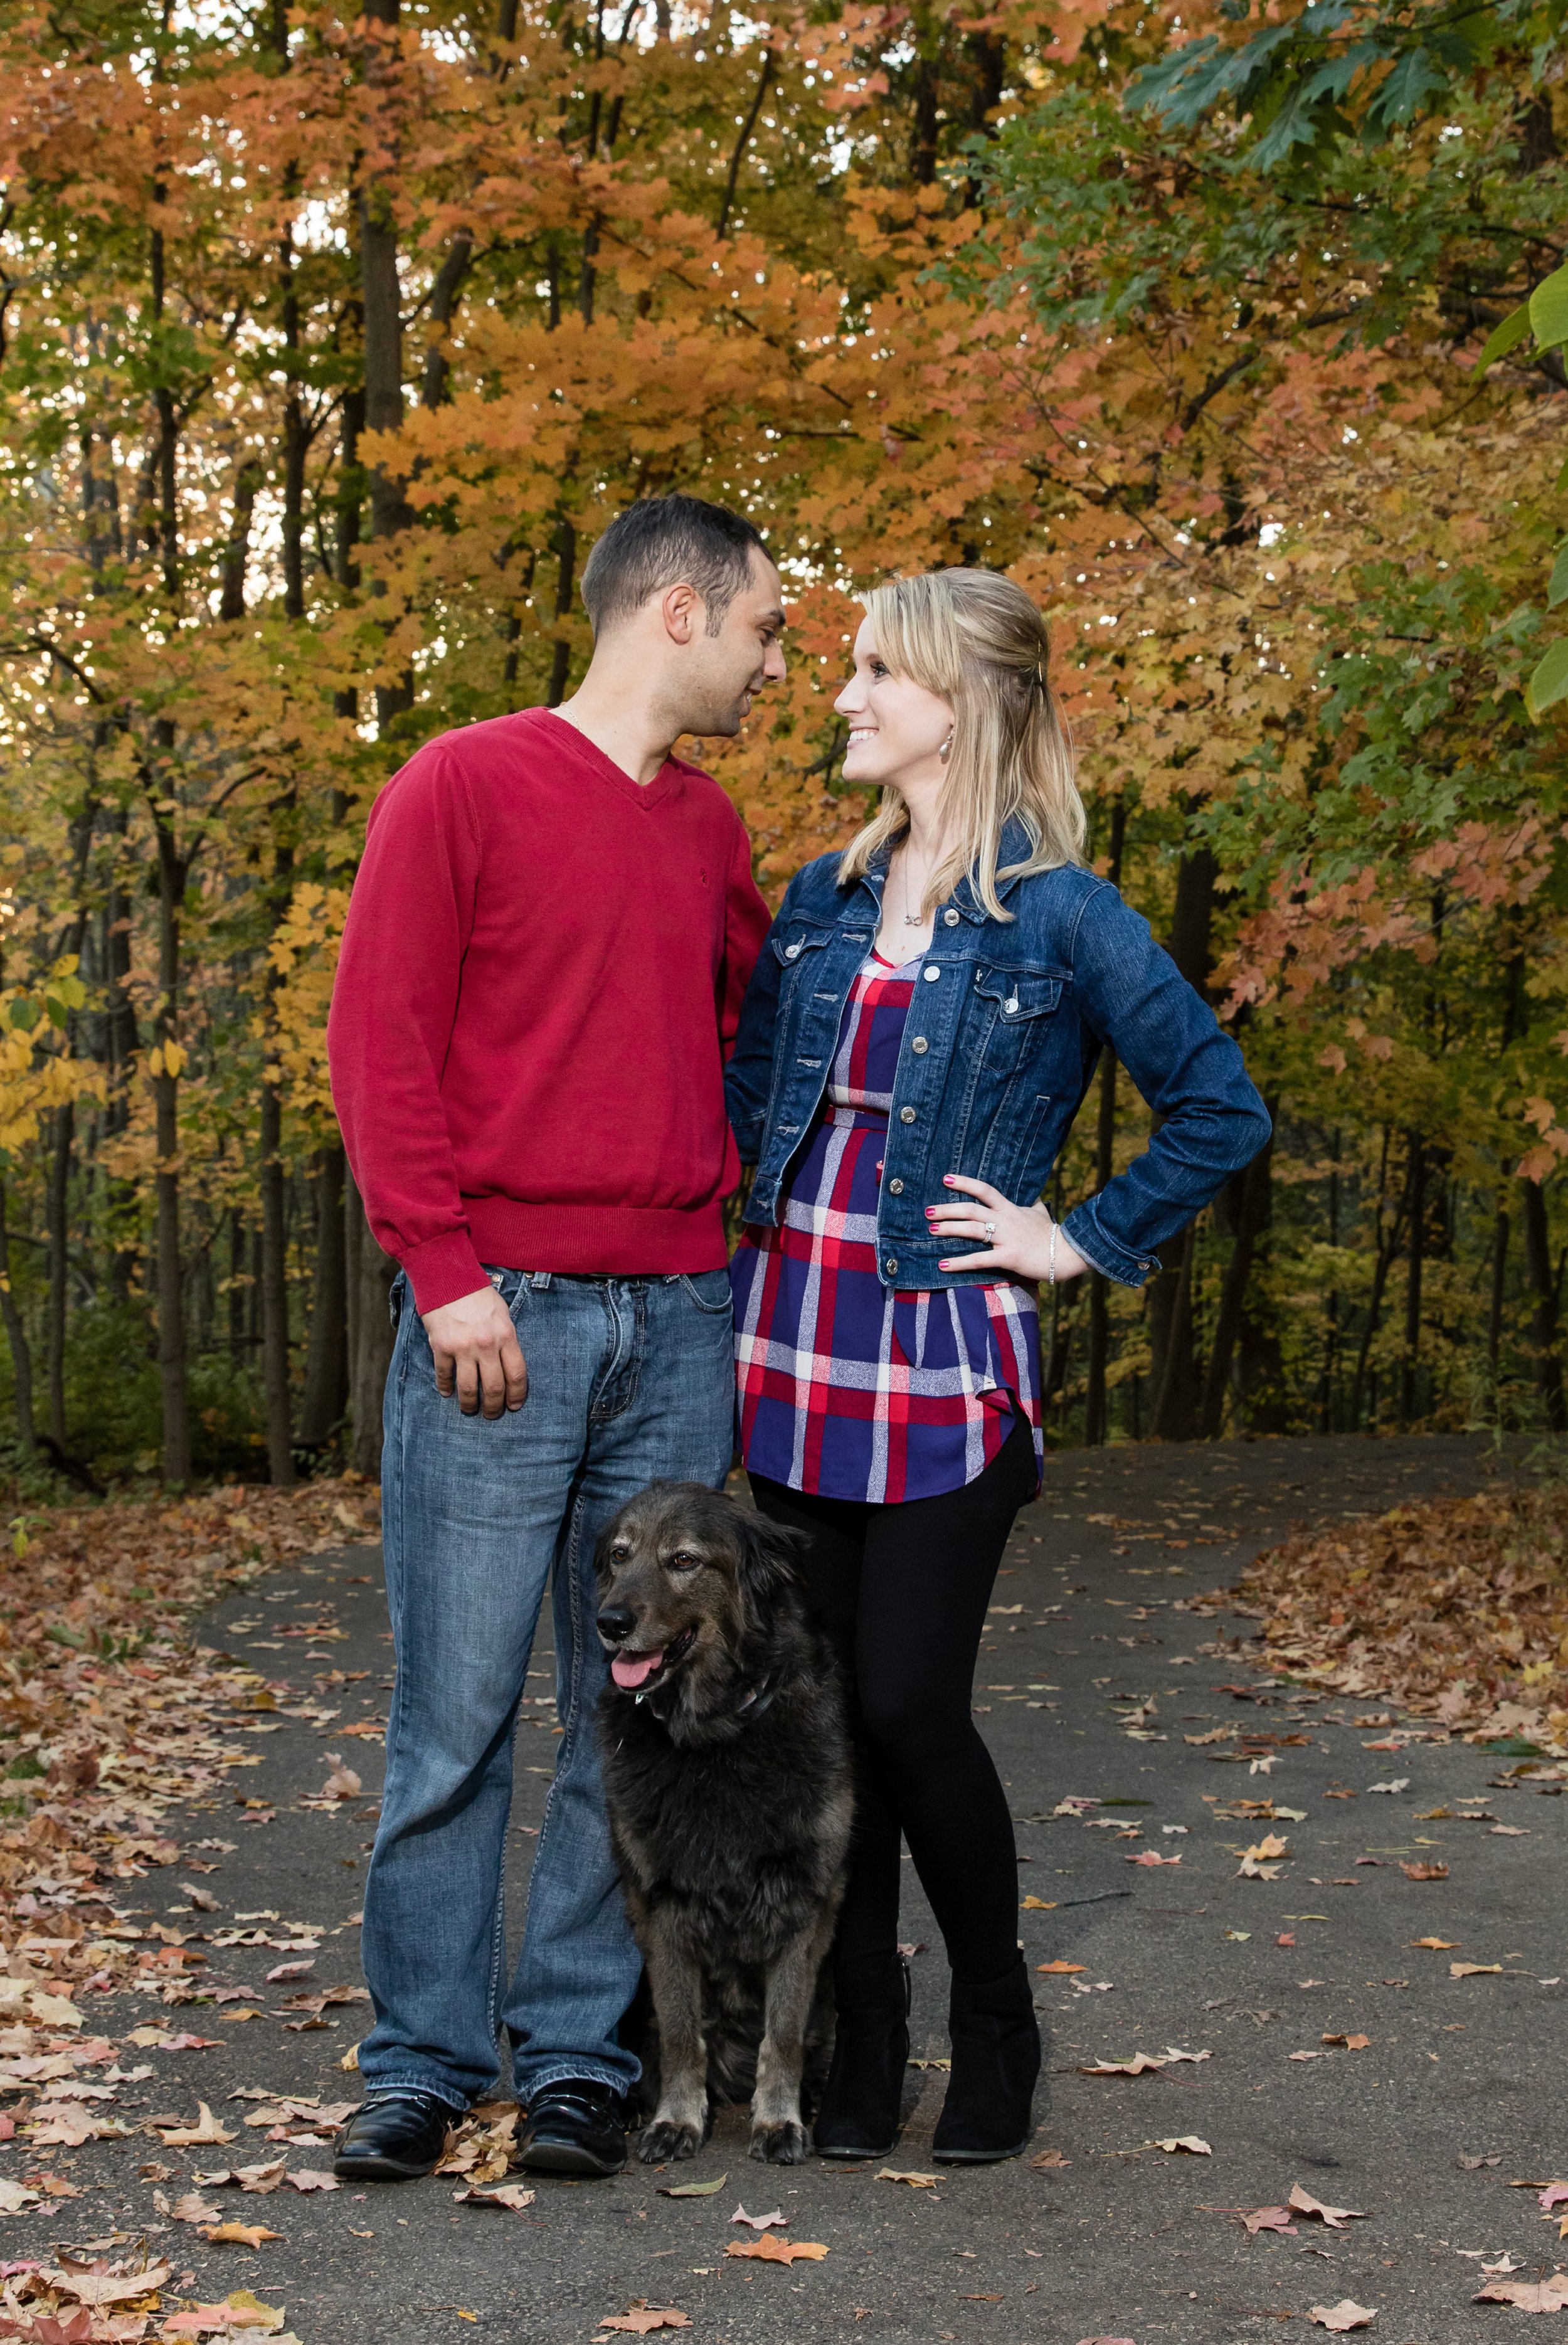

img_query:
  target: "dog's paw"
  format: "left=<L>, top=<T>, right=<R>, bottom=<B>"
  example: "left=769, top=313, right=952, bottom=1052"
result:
left=638, top=2119, right=705, bottom=2164
left=750, top=2118, right=809, bottom=2166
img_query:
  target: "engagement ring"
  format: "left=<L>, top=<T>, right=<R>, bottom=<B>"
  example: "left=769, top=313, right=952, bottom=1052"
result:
left=984, top=1219, right=996, bottom=1241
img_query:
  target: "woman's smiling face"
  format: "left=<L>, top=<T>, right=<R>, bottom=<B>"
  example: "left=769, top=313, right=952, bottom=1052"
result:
left=835, top=619, right=954, bottom=791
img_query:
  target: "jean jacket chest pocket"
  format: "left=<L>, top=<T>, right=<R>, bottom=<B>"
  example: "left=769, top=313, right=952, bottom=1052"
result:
left=970, top=965, right=1064, bottom=1065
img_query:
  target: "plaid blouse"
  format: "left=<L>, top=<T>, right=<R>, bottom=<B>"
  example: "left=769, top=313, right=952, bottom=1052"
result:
left=730, top=950, right=1043, bottom=1505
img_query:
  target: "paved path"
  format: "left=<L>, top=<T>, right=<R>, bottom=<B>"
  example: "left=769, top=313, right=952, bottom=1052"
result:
left=30, top=1432, right=1568, bottom=2344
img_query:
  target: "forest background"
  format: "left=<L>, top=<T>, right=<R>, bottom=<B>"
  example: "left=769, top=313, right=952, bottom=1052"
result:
left=0, top=0, right=1564, bottom=1496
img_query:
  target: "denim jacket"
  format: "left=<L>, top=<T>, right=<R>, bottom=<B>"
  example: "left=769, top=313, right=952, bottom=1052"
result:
left=726, top=827, right=1271, bottom=1291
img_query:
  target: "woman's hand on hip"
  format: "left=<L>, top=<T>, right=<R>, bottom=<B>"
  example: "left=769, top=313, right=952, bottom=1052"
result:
left=926, top=1175, right=1089, bottom=1284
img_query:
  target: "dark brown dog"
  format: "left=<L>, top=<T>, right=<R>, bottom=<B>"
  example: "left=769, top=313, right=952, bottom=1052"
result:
left=595, top=1482, right=852, bottom=2164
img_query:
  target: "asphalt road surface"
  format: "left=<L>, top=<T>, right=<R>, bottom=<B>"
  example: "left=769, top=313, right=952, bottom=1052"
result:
left=24, top=1431, right=1568, bottom=2345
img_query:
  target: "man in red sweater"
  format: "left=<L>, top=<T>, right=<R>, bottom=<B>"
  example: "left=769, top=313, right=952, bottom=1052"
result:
left=327, top=497, right=780, bottom=2183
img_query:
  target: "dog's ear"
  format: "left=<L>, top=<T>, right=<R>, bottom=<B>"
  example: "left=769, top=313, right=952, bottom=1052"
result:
left=735, top=1513, right=809, bottom=1609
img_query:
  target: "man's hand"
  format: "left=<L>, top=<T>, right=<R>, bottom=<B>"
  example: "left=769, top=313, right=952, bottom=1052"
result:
left=422, top=1285, right=529, bottom=1418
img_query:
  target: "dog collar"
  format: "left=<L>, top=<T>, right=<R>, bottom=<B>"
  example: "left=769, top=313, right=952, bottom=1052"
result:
left=632, top=1670, right=778, bottom=1725
left=729, top=1672, right=778, bottom=1723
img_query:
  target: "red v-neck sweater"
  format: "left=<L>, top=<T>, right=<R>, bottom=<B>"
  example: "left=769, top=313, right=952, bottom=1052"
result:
left=327, top=707, right=771, bottom=1315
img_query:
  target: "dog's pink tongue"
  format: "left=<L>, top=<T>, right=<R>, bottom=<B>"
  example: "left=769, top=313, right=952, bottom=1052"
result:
left=612, top=1649, right=664, bottom=1690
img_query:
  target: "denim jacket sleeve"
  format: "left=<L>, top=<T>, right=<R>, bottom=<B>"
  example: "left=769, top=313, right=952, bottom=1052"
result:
left=1057, top=881, right=1271, bottom=1286
left=726, top=872, right=800, bottom=1163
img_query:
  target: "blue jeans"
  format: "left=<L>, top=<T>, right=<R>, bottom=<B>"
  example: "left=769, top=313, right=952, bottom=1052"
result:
left=359, top=1264, right=735, bottom=2110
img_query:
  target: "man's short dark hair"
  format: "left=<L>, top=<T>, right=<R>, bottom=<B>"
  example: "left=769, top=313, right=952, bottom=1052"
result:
left=580, top=494, right=770, bottom=638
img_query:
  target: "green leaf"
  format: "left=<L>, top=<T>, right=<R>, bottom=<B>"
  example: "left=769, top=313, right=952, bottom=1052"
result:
left=1525, top=637, right=1568, bottom=721
left=1549, top=547, right=1568, bottom=611
left=1529, top=263, right=1568, bottom=356
left=657, top=2172, right=728, bottom=2196
left=1475, top=302, right=1530, bottom=374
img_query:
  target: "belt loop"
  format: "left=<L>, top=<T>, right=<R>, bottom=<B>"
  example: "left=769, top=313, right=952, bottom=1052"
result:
left=529, top=1269, right=553, bottom=1291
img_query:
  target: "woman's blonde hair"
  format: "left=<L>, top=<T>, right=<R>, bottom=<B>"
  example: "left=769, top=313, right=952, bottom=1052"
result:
left=837, top=569, right=1086, bottom=921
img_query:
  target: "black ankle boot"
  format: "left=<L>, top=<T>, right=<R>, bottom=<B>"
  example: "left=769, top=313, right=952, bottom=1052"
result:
left=812, top=1952, right=911, bottom=2159
left=932, top=1957, right=1042, bottom=2163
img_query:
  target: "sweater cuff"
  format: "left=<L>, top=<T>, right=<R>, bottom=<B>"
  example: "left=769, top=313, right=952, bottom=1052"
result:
left=399, top=1230, right=491, bottom=1318
left=1059, top=1200, right=1162, bottom=1291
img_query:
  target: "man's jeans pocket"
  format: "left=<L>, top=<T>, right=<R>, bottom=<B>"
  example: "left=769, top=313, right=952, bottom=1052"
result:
left=677, top=1269, right=734, bottom=1315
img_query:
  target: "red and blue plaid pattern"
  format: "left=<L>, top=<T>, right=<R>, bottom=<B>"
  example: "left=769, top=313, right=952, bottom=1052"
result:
left=731, top=951, right=1043, bottom=1504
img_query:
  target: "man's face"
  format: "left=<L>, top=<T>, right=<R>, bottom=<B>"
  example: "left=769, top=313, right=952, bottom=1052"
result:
left=675, top=550, right=787, bottom=738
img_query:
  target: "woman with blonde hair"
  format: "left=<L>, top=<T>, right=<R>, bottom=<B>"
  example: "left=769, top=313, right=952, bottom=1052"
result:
left=726, top=569, right=1269, bottom=2163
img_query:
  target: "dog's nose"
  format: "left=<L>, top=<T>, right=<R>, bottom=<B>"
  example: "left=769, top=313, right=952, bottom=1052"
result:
left=597, top=1605, right=637, bottom=1644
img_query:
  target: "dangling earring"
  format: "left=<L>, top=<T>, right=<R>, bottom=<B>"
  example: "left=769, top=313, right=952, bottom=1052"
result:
left=938, top=735, right=953, bottom=763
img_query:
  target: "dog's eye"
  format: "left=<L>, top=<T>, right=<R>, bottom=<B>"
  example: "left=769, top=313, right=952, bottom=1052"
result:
left=610, top=1543, right=631, bottom=1561
left=665, top=1552, right=702, bottom=1574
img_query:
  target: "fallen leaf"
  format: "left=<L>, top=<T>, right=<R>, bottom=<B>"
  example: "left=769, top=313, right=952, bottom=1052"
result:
left=1035, top=1961, right=1086, bottom=1975
left=1030, top=2150, right=1071, bottom=2170
left=157, top=2102, right=236, bottom=2146
left=1366, top=1780, right=1409, bottom=1795
left=263, top=1962, right=315, bottom=1984
left=1321, top=2033, right=1372, bottom=2050
left=199, top=2223, right=282, bottom=2248
left=156, top=2289, right=286, bottom=2337
left=595, top=2312, right=692, bottom=2336
left=319, top=1760, right=362, bottom=1801
left=1290, top=2184, right=1368, bottom=2230
left=729, top=2205, right=785, bottom=2230
left=1411, top=1937, right=1458, bottom=1950
left=1450, top=1963, right=1502, bottom=1979
left=1309, top=2301, right=1377, bottom=2331
left=1399, top=1861, right=1449, bottom=1882
left=656, top=2174, right=727, bottom=2198
left=284, top=2170, right=339, bottom=2194
left=1474, top=2275, right=1568, bottom=2311
left=1242, top=2206, right=1298, bottom=2235
left=1154, top=2136, right=1211, bottom=2155
left=1162, top=2046, right=1212, bottom=2064
left=40, top=2262, right=173, bottom=2308
left=877, top=2169, right=940, bottom=2187
left=1458, top=2155, right=1503, bottom=2170
left=1290, top=2050, right=1327, bottom=2062
left=1079, top=2054, right=1167, bottom=2076
left=160, top=2033, right=225, bottom=2051
left=1242, top=1833, right=1291, bottom=1861
left=724, top=2236, right=827, bottom=2264
left=453, top=2183, right=536, bottom=2213
left=169, top=2193, right=225, bottom=2225
left=1019, top=1895, right=1056, bottom=1910
left=1126, top=1851, right=1182, bottom=1866
left=1539, top=2184, right=1568, bottom=2211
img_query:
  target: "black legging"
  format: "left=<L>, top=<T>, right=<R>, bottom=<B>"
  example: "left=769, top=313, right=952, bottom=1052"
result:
left=750, top=1414, right=1036, bottom=1987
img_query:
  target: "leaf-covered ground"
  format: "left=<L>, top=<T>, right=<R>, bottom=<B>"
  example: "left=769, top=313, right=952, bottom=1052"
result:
left=1218, top=1474, right=1568, bottom=1752
left=0, top=1478, right=380, bottom=2339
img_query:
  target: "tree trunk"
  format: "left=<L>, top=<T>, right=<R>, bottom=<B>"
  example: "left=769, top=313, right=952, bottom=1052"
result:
left=1145, top=846, right=1216, bottom=1438
left=0, top=1185, right=37, bottom=1457
left=1521, top=1177, right=1567, bottom=1432
left=1399, top=1133, right=1425, bottom=1427
left=152, top=826, right=191, bottom=1485
left=299, top=1142, right=349, bottom=1446
left=347, top=1170, right=396, bottom=1478
left=1083, top=1045, right=1116, bottom=1447
left=1150, top=1224, right=1197, bottom=1440
left=360, top=0, right=413, bottom=738
left=1083, top=796, right=1125, bottom=1448
left=46, top=1102, right=72, bottom=1446
left=259, top=1078, right=295, bottom=1485
left=1200, top=1135, right=1272, bottom=1437
left=1488, top=1199, right=1510, bottom=1367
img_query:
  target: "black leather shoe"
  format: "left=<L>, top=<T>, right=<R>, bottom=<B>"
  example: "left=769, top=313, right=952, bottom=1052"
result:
left=516, top=2080, right=628, bottom=2177
left=333, top=2090, right=458, bottom=2181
